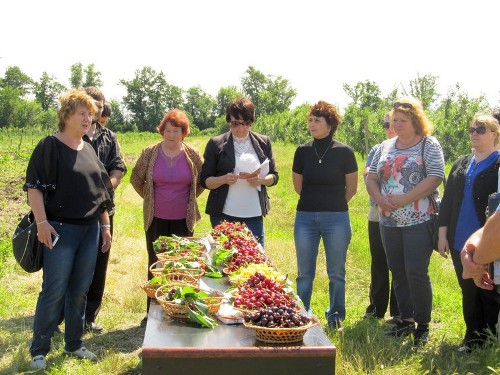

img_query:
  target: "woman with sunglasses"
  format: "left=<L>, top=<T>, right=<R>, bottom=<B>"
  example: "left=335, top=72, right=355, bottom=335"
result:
left=363, top=111, right=399, bottom=322
left=437, top=114, right=500, bottom=353
left=200, top=97, right=278, bottom=247
left=366, top=97, right=445, bottom=345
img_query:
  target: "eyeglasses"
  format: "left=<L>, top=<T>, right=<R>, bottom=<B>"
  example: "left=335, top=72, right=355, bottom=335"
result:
left=229, top=120, right=251, bottom=127
left=393, top=102, right=414, bottom=110
left=468, top=126, right=489, bottom=135
left=383, top=122, right=391, bottom=129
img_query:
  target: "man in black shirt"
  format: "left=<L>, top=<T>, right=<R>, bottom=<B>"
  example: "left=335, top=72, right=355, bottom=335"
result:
left=82, top=86, right=126, bottom=333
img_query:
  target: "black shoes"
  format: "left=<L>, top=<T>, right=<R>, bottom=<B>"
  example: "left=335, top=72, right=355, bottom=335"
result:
left=85, top=322, right=103, bottom=334
left=412, top=324, right=429, bottom=345
left=386, top=321, right=429, bottom=346
left=385, top=320, right=415, bottom=337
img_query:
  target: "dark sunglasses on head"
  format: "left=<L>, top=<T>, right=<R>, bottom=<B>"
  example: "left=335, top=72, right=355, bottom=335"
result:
left=393, top=102, right=413, bottom=110
left=468, top=126, right=488, bottom=135
left=383, top=122, right=391, bottom=129
left=229, top=120, right=251, bottom=128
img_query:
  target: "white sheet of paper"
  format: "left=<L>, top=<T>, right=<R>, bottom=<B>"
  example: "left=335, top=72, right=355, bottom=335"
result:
left=257, top=158, right=270, bottom=191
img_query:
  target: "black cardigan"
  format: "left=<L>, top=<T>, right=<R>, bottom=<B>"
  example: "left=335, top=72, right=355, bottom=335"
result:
left=200, top=131, right=279, bottom=217
left=438, top=153, right=500, bottom=249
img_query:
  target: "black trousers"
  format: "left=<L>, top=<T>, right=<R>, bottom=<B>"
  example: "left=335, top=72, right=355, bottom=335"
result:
left=365, top=220, right=399, bottom=318
left=451, top=249, right=500, bottom=346
left=145, top=217, right=192, bottom=311
left=85, top=214, right=114, bottom=324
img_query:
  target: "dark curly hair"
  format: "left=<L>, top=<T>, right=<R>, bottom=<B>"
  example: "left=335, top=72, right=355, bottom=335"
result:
left=309, top=100, right=342, bottom=136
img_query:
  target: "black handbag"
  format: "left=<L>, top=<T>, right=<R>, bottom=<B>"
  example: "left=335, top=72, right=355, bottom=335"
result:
left=12, top=211, right=43, bottom=272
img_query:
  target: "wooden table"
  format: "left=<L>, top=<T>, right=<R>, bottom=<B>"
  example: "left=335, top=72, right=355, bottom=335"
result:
left=142, top=278, right=336, bottom=374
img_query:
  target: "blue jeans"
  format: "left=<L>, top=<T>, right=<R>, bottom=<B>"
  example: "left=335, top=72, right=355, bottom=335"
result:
left=294, top=211, right=351, bottom=322
left=210, top=214, right=264, bottom=247
left=30, top=220, right=99, bottom=356
left=380, top=222, right=433, bottom=324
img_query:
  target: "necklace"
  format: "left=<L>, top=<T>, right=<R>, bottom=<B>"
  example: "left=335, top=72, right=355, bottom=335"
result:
left=313, top=139, right=333, bottom=164
left=234, top=138, right=251, bottom=155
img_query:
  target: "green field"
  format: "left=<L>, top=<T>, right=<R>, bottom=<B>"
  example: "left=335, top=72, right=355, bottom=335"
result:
left=0, top=132, right=499, bottom=374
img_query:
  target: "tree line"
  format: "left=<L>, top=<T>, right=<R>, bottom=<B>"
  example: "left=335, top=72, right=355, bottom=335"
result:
left=0, top=63, right=496, bottom=161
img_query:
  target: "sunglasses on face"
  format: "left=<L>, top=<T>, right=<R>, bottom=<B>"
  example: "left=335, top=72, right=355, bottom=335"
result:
left=383, top=122, right=391, bottom=129
left=229, top=120, right=251, bottom=128
left=393, top=102, right=414, bottom=110
left=468, top=126, right=489, bottom=135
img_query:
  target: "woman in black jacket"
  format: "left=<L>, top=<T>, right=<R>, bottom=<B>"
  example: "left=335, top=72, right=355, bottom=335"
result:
left=438, top=114, right=500, bottom=353
left=200, top=97, right=278, bottom=247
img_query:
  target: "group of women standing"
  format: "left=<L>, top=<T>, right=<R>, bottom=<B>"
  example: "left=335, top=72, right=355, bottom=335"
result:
left=25, top=89, right=500, bottom=370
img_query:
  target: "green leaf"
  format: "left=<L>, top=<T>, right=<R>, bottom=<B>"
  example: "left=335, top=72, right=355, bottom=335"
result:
left=187, top=303, right=216, bottom=328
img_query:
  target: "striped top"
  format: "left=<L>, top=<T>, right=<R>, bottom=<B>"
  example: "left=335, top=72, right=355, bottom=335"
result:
left=369, top=136, right=445, bottom=227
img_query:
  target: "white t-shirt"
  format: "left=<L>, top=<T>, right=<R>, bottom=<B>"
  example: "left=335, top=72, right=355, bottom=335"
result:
left=223, top=142, right=262, bottom=217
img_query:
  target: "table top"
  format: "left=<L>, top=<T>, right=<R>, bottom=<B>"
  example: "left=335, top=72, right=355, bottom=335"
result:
left=142, top=276, right=336, bottom=359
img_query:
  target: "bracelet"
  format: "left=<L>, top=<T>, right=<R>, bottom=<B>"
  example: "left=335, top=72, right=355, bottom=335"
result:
left=101, top=224, right=111, bottom=229
left=36, top=220, right=48, bottom=225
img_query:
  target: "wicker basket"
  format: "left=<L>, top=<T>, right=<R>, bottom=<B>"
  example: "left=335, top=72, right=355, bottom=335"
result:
left=149, top=260, right=205, bottom=279
left=141, top=273, right=199, bottom=299
left=141, top=281, right=163, bottom=299
left=155, top=286, right=224, bottom=320
left=243, top=321, right=316, bottom=344
left=156, top=252, right=205, bottom=264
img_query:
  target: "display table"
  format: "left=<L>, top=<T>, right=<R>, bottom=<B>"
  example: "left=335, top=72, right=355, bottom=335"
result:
left=142, top=277, right=336, bottom=374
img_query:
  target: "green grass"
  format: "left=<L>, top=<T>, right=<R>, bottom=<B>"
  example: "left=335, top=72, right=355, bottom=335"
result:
left=1, top=133, right=499, bottom=374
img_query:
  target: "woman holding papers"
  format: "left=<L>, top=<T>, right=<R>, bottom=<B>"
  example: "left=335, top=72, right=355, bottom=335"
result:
left=292, top=100, right=358, bottom=330
left=200, top=97, right=279, bottom=247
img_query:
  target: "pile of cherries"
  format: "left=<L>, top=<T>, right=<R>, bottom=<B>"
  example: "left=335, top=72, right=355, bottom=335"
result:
left=244, top=306, right=311, bottom=328
left=225, top=236, right=269, bottom=272
left=212, top=221, right=250, bottom=240
left=233, top=272, right=296, bottom=311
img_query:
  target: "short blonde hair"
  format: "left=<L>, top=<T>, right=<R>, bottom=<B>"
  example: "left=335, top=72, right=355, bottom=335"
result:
left=58, top=90, right=96, bottom=131
left=472, top=114, right=500, bottom=147
left=391, top=97, right=433, bottom=136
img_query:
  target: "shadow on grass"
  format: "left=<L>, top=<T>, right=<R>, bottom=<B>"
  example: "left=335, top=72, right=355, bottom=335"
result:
left=0, top=314, right=145, bottom=374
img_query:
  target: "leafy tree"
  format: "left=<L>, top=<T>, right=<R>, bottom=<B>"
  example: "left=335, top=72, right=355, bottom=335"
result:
left=342, top=80, right=386, bottom=156
left=241, top=66, right=296, bottom=116
left=120, top=66, right=173, bottom=131
left=164, top=84, right=185, bottom=110
left=0, top=86, right=22, bottom=127
left=1, top=66, right=33, bottom=96
left=252, top=104, right=310, bottom=145
left=33, top=72, right=66, bottom=110
left=9, top=99, right=45, bottom=129
left=69, top=63, right=84, bottom=88
left=213, top=86, right=242, bottom=118
left=401, top=73, right=440, bottom=109
left=83, top=64, right=103, bottom=88
left=184, top=86, right=215, bottom=130
left=69, top=63, right=103, bottom=88
left=241, top=66, right=267, bottom=107
left=260, top=76, right=297, bottom=114
left=432, top=84, right=490, bottom=161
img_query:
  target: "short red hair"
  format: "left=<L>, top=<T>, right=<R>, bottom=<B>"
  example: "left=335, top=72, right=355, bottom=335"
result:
left=157, top=109, right=190, bottom=138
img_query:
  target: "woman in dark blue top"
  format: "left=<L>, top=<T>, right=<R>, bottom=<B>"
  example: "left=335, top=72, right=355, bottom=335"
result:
left=438, top=114, right=500, bottom=353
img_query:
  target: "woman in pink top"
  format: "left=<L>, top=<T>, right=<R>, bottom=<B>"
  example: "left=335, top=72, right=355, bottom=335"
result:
left=131, top=109, right=204, bottom=317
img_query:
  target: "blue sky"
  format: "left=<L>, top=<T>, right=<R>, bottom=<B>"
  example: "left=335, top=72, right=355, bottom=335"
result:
left=1, top=0, right=499, bottom=110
